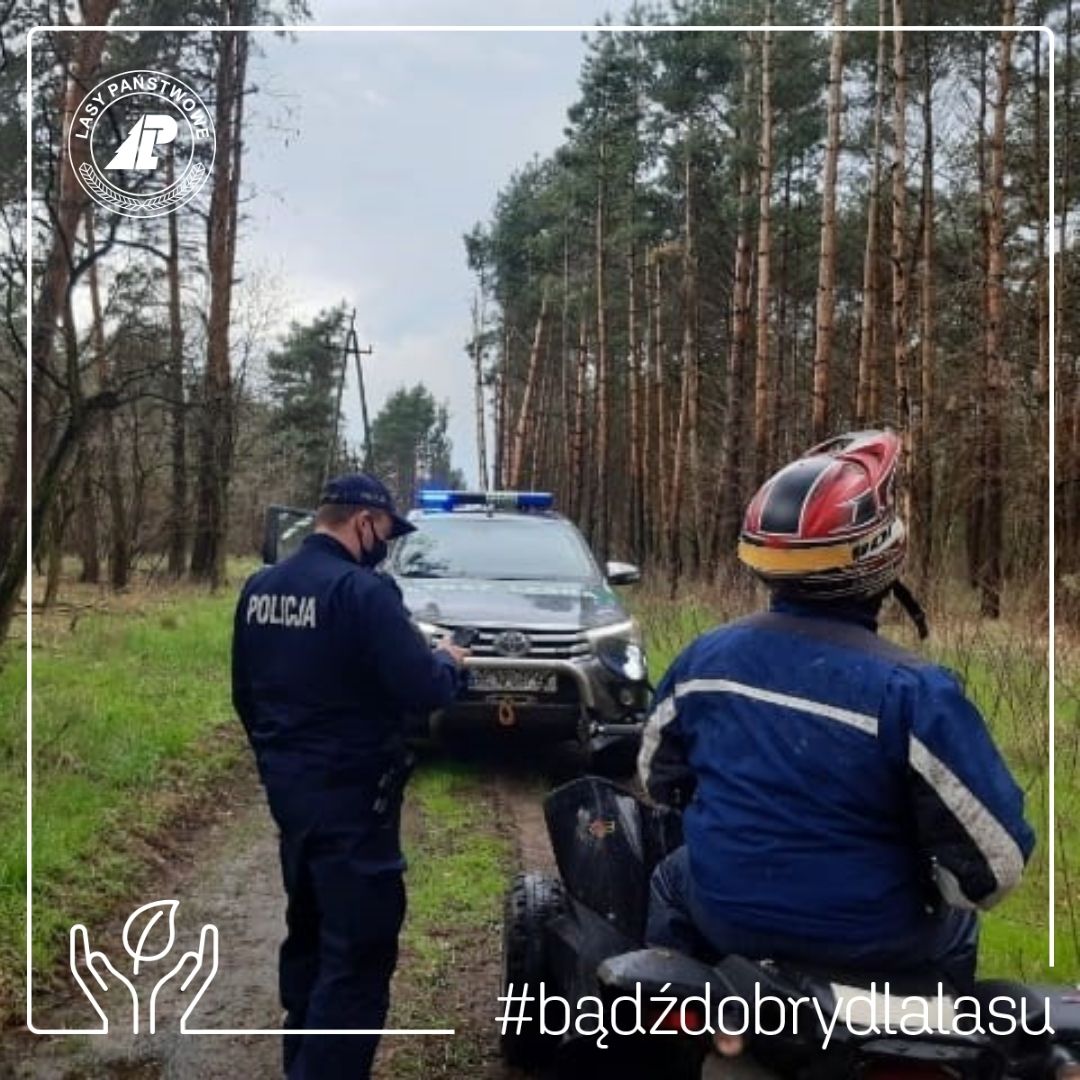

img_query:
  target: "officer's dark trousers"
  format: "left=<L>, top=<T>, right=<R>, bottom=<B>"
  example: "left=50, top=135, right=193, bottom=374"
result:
left=647, top=846, right=980, bottom=991
left=277, top=822, right=406, bottom=1080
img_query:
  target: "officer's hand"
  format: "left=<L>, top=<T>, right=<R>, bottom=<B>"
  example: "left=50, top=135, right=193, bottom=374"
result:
left=435, top=640, right=470, bottom=667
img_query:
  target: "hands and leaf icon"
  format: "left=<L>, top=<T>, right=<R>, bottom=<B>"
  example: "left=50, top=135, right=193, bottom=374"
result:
left=70, top=899, right=219, bottom=1034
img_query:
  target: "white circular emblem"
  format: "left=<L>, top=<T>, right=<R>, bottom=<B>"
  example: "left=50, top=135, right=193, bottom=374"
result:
left=68, top=69, right=216, bottom=219
left=493, top=630, right=531, bottom=658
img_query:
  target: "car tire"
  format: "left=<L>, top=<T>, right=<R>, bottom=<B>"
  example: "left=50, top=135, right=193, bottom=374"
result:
left=500, top=872, right=567, bottom=1070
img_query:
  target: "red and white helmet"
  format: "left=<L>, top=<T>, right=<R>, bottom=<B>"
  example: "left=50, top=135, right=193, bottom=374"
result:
left=737, top=430, right=906, bottom=601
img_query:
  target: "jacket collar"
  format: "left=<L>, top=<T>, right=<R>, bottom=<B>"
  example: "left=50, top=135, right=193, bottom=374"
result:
left=768, top=595, right=880, bottom=633
left=303, top=531, right=359, bottom=564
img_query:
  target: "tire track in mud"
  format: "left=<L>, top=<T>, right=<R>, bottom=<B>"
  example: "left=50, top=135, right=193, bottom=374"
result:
left=3, top=753, right=564, bottom=1080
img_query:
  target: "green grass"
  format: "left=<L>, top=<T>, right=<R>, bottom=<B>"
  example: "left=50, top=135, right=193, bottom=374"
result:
left=631, top=587, right=1073, bottom=983
left=0, top=590, right=244, bottom=1019
left=384, top=760, right=513, bottom=1077
left=401, top=763, right=512, bottom=985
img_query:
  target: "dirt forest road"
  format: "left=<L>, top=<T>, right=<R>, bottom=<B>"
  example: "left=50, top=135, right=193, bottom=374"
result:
left=5, top=755, right=559, bottom=1080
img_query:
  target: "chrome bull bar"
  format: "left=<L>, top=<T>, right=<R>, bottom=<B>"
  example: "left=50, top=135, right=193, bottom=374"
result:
left=461, top=656, right=599, bottom=710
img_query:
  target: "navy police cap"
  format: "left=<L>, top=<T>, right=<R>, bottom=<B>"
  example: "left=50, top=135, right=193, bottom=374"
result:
left=319, top=473, right=416, bottom=538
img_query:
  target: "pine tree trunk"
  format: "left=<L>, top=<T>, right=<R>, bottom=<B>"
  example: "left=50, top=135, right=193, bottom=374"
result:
left=683, top=143, right=703, bottom=576
left=509, top=292, right=549, bottom=488
left=559, top=234, right=571, bottom=498
left=191, top=17, right=248, bottom=587
left=75, top=447, right=100, bottom=583
left=1060, top=0, right=1076, bottom=589
left=628, top=245, right=643, bottom=562
left=858, top=9, right=887, bottom=426
left=754, top=5, right=774, bottom=477
left=570, top=320, right=588, bottom=523
left=719, top=41, right=754, bottom=555
left=891, top=1, right=913, bottom=539
left=1031, top=30, right=1048, bottom=565
left=43, top=503, right=67, bottom=611
left=474, top=295, right=490, bottom=490
left=594, top=162, right=611, bottom=564
left=166, top=150, right=188, bottom=576
left=85, top=207, right=130, bottom=590
left=813, top=0, right=846, bottom=442
left=529, top=357, right=551, bottom=490
left=968, top=36, right=990, bottom=591
left=669, top=309, right=691, bottom=597
left=775, top=161, right=792, bottom=462
left=494, top=323, right=510, bottom=489
left=980, top=0, right=1016, bottom=618
left=916, top=22, right=936, bottom=584
left=642, top=248, right=654, bottom=564
left=60, top=294, right=96, bottom=591
left=892, top=7, right=910, bottom=423
left=652, top=250, right=668, bottom=558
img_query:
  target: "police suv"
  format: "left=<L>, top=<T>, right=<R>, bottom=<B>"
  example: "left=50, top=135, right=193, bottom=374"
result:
left=263, top=491, right=647, bottom=770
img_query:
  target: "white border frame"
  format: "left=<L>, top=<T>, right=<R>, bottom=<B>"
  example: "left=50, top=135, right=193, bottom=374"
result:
left=24, top=20, right=1057, bottom=1038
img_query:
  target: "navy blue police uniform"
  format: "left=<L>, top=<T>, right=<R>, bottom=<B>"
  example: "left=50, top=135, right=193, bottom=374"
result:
left=232, top=475, right=464, bottom=1079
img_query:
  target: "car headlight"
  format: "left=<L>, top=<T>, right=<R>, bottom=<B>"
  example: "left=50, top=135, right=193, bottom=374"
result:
left=586, top=620, right=647, bottom=681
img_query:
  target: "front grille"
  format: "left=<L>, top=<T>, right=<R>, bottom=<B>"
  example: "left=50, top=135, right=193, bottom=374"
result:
left=444, top=624, right=591, bottom=660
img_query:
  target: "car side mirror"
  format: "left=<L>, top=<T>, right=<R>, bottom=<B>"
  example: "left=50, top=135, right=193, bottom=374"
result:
left=606, top=560, right=641, bottom=586
left=262, top=505, right=316, bottom=565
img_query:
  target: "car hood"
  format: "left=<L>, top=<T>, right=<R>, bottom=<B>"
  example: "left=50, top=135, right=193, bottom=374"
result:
left=394, top=576, right=628, bottom=631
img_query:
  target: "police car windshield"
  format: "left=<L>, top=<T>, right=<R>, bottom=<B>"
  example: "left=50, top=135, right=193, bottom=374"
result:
left=392, top=516, right=598, bottom=582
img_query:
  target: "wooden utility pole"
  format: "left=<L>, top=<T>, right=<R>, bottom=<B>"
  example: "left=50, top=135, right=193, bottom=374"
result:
left=346, top=312, right=374, bottom=470
left=324, top=310, right=375, bottom=476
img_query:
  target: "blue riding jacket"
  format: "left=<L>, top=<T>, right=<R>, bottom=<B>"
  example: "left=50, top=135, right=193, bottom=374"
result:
left=638, top=599, right=1035, bottom=946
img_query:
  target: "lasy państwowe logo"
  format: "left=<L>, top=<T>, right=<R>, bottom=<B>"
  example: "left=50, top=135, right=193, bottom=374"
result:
left=69, top=69, right=216, bottom=219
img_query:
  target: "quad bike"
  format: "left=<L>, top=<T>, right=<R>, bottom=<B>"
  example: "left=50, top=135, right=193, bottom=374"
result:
left=500, top=775, right=1080, bottom=1079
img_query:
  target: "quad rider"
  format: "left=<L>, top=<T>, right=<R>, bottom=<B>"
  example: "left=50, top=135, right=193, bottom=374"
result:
left=639, top=430, right=1034, bottom=989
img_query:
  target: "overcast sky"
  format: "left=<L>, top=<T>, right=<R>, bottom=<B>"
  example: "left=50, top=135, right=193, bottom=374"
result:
left=240, top=1, right=624, bottom=488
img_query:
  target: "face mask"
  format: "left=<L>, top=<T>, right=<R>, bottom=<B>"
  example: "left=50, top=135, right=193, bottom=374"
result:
left=358, top=517, right=389, bottom=568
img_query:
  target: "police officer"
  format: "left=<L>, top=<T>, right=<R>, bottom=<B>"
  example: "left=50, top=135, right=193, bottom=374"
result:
left=639, top=431, right=1034, bottom=989
left=232, top=473, right=468, bottom=1079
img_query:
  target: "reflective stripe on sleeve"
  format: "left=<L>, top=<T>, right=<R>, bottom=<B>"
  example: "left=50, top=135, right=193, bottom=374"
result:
left=637, top=695, right=678, bottom=789
left=909, top=735, right=1025, bottom=903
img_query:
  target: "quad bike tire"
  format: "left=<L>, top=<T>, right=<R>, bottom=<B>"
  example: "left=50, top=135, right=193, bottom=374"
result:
left=500, top=871, right=568, bottom=1070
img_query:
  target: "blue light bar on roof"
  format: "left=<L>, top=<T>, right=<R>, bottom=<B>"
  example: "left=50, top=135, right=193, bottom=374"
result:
left=417, top=490, right=554, bottom=512
left=516, top=491, right=555, bottom=510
